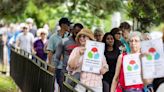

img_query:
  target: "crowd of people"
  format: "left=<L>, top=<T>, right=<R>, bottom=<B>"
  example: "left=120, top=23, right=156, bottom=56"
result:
left=0, top=17, right=164, bottom=92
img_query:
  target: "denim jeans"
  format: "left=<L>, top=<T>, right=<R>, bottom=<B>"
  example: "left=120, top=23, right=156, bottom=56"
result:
left=55, top=69, right=64, bottom=92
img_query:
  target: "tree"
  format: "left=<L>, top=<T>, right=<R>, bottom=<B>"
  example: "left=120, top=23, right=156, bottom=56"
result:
left=0, top=0, right=123, bottom=30
left=127, top=0, right=164, bottom=32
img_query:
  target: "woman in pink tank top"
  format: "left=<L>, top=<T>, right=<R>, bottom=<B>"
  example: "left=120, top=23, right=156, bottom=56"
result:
left=111, top=31, right=144, bottom=92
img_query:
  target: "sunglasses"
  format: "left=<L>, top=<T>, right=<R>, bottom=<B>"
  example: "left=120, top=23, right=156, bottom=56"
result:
left=23, top=27, right=28, bottom=29
left=116, top=32, right=122, bottom=35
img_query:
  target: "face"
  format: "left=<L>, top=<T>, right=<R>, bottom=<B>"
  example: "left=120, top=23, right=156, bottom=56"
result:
left=114, top=31, right=122, bottom=40
left=122, top=29, right=130, bottom=40
left=61, top=23, right=70, bottom=32
left=40, top=32, right=46, bottom=39
left=94, top=33, right=104, bottom=42
left=79, top=35, right=90, bottom=46
left=22, top=27, right=29, bottom=34
left=106, top=35, right=114, bottom=46
left=72, top=26, right=82, bottom=37
left=129, top=36, right=141, bottom=53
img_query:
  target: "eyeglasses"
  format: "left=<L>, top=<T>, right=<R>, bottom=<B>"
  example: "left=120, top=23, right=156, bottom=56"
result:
left=129, top=39, right=140, bottom=43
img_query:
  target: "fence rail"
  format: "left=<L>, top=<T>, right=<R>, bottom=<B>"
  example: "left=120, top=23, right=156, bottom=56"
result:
left=10, top=47, right=54, bottom=92
left=10, top=46, right=94, bottom=92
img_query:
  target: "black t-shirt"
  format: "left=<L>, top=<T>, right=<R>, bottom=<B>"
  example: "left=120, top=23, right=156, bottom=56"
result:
left=103, top=48, right=120, bottom=84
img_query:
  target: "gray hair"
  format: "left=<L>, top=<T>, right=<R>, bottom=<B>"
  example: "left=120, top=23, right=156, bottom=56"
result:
left=129, top=31, right=142, bottom=41
left=94, top=28, right=104, bottom=35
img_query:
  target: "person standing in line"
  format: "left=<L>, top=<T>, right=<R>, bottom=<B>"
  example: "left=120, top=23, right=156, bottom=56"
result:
left=54, top=23, right=83, bottom=72
left=16, top=24, right=34, bottom=53
left=111, top=31, right=144, bottom=92
left=119, top=22, right=131, bottom=53
left=102, top=32, right=120, bottom=92
left=110, top=28, right=124, bottom=52
left=67, top=28, right=108, bottom=92
left=94, top=28, right=104, bottom=42
left=33, top=28, right=48, bottom=61
left=47, top=17, right=71, bottom=92
left=54, top=23, right=83, bottom=88
left=26, top=18, right=37, bottom=37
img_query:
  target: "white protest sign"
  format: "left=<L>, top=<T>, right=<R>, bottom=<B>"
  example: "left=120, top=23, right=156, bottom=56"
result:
left=123, top=53, right=143, bottom=86
left=141, top=38, right=164, bottom=79
left=82, top=40, right=105, bottom=74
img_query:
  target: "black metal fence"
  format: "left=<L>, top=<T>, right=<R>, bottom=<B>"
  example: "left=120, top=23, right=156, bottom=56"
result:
left=10, top=47, right=54, bottom=92
left=10, top=46, right=94, bottom=92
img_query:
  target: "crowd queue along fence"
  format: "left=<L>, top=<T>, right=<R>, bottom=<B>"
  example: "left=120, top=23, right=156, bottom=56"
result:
left=10, top=46, right=94, bottom=92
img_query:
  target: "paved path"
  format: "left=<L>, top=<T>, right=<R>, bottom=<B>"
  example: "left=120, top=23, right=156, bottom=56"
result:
left=157, top=83, right=164, bottom=92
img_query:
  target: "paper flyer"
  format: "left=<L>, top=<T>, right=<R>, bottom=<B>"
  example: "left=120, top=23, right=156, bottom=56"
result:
left=123, top=53, right=143, bottom=86
left=82, top=40, right=105, bottom=74
left=141, top=38, right=164, bottom=79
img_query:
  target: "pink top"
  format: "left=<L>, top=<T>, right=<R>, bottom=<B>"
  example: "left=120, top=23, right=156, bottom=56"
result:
left=119, top=53, right=143, bottom=90
left=67, top=46, right=108, bottom=87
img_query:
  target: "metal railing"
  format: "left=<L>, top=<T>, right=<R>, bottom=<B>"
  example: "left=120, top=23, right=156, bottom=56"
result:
left=10, top=46, right=94, bottom=92
left=10, top=47, right=54, bottom=92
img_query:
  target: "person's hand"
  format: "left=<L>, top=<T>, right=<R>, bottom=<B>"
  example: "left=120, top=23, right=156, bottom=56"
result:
left=140, top=52, right=149, bottom=58
left=100, top=66, right=108, bottom=75
left=69, top=61, right=79, bottom=70
left=48, top=67, right=55, bottom=73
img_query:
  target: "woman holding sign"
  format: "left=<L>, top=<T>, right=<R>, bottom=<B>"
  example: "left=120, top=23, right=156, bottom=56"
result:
left=67, top=28, right=108, bottom=92
left=111, top=31, right=144, bottom=92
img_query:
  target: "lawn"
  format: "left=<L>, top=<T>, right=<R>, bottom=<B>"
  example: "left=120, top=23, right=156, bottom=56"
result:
left=0, top=75, right=18, bottom=92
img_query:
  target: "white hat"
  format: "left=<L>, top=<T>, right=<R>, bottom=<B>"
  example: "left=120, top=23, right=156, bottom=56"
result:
left=19, top=23, right=29, bottom=29
left=26, top=18, right=34, bottom=23
left=37, top=28, right=48, bottom=37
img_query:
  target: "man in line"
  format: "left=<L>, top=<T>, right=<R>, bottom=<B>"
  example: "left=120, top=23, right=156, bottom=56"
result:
left=47, top=17, right=71, bottom=92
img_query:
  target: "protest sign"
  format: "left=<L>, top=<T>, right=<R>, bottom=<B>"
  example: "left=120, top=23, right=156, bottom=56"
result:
left=82, top=40, right=105, bottom=74
left=141, top=38, right=164, bottom=79
left=123, top=53, right=143, bottom=86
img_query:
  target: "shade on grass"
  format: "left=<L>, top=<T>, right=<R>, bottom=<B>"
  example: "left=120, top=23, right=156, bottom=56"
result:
left=0, top=75, right=18, bottom=92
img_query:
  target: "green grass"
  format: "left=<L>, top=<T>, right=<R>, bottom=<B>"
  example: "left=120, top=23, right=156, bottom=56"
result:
left=0, top=75, right=18, bottom=92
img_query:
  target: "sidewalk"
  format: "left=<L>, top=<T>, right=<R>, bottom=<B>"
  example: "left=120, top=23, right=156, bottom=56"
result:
left=157, top=83, right=164, bottom=92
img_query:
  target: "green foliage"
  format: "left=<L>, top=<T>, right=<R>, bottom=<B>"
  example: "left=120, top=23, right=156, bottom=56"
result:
left=126, top=0, right=164, bottom=32
left=0, top=75, right=18, bottom=92
left=0, top=0, right=123, bottom=31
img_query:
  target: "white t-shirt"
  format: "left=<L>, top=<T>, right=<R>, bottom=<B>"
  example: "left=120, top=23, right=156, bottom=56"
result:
left=16, top=32, right=34, bottom=53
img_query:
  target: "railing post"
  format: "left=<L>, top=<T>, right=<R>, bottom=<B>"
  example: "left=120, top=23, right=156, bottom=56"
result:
left=0, top=34, right=3, bottom=65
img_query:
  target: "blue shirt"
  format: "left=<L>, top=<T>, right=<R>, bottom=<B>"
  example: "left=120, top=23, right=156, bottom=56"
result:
left=47, top=31, right=69, bottom=69
left=120, top=37, right=131, bottom=53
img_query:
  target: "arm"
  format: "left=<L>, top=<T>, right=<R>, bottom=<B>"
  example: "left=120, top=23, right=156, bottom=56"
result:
left=111, top=54, right=122, bottom=92
left=31, top=34, right=35, bottom=54
left=46, top=35, right=55, bottom=64
left=67, top=47, right=84, bottom=70
left=47, top=51, right=53, bottom=64
left=15, top=35, right=20, bottom=49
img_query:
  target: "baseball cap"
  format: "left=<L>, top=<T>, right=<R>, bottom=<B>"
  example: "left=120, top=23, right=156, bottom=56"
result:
left=59, top=17, right=72, bottom=26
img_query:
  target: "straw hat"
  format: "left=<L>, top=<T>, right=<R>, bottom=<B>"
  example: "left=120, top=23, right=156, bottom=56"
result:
left=76, top=28, right=95, bottom=42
